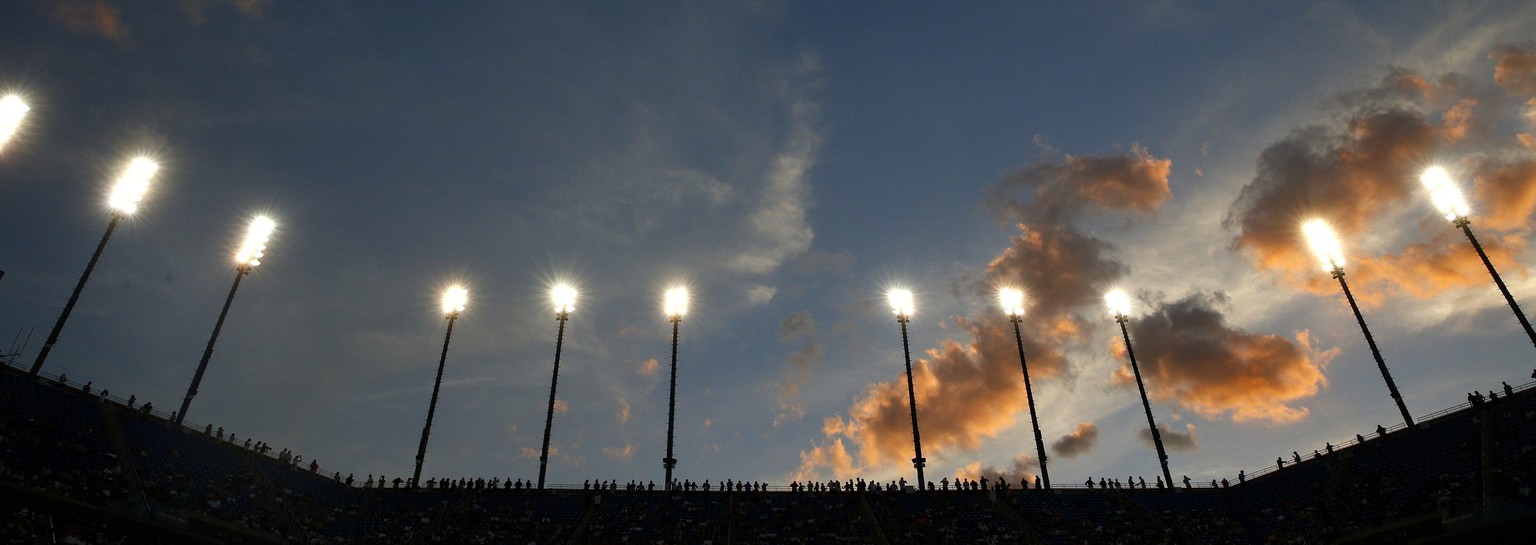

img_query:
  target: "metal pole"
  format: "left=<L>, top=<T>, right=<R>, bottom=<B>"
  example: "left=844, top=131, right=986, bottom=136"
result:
left=537, top=311, right=569, bottom=489
left=31, top=214, right=122, bottom=376
left=174, top=267, right=249, bottom=426
left=1118, top=315, right=1173, bottom=489
left=1333, top=267, right=1414, bottom=428
left=1011, top=318, right=1050, bottom=490
left=663, top=316, right=680, bottom=490
left=412, top=313, right=458, bottom=488
left=1457, top=219, right=1536, bottom=350
left=898, top=316, right=927, bottom=489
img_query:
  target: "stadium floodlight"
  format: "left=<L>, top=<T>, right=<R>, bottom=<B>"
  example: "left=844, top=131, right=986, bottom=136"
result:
left=1000, top=287, right=1050, bottom=490
left=1301, top=219, right=1345, bottom=272
left=537, top=283, right=578, bottom=489
left=661, top=286, right=687, bottom=490
left=0, top=94, right=29, bottom=153
left=887, top=288, right=927, bottom=489
left=174, top=216, right=278, bottom=426
left=29, top=156, right=163, bottom=376
left=107, top=157, right=159, bottom=215
left=412, top=286, right=467, bottom=488
left=1301, top=219, right=1415, bottom=428
left=1106, top=288, right=1174, bottom=490
left=1421, top=166, right=1536, bottom=351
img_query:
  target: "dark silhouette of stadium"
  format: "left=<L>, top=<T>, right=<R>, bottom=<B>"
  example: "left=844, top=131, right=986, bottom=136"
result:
left=1, top=362, right=1533, bottom=544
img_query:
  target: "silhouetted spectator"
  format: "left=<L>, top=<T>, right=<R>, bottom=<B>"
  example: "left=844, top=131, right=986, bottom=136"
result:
left=1505, top=382, right=1515, bottom=396
left=1325, top=442, right=1334, bottom=454
left=1085, top=478, right=1094, bottom=489
left=81, top=381, right=91, bottom=393
left=126, top=394, right=136, bottom=409
left=1182, top=475, right=1191, bottom=489
left=1377, top=424, right=1387, bottom=437
left=1292, top=451, right=1301, bottom=464
left=1238, top=470, right=1245, bottom=484
left=1277, top=457, right=1285, bottom=469
left=1221, top=478, right=1229, bottom=488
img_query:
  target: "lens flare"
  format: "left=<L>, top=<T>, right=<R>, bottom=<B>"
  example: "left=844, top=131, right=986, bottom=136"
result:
left=998, top=287, right=1025, bottom=317
left=1420, top=166, right=1471, bottom=222
left=1301, top=219, right=1346, bottom=272
left=0, top=94, right=29, bottom=152
left=1105, top=289, right=1132, bottom=318
left=663, top=287, right=689, bottom=318
left=234, top=216, right=276, bottom=267
left=552, top=283, right=578, bottom=314
left=106, top=157, right=159, bottom=215
left=887, top=288, right=915, bottom=317
left=442, top=286, right=468, bottom=316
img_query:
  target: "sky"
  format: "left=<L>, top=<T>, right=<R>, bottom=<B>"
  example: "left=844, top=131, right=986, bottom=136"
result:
left=2, top=1, right=1536, bottom=489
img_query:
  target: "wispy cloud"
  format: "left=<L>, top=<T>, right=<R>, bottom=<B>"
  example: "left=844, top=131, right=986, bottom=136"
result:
left=48, top=0, right=131, bottom=46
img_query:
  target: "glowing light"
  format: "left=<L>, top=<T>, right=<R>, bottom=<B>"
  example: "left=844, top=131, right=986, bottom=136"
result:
left=1420, top=166, right=1471, bottom=222
left=1301, top=219, right=1346, bottom=272
left=1105, top=289, right=1132, bottom=318
left=234, top=216, right=276, bottom=267
left=442, top=286, right=468, bottom=316
left=664, top=287, right=689, bottom=318
left=552, top=283, right=577, bottom=314
left=888, top=289, right=915, bottom=318
left=998, top=287, right=1025, bottom=317
left=0, top=94, right=28, bottom=151
left=106, top=157, right=159, bottom=215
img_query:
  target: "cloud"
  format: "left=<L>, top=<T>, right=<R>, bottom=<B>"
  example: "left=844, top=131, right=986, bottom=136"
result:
left=638, top=358, right=659, bottom=377
left=728, top=52, right=822, bottom=275
left=616, top=398, right=630, bottom=424
left=1139, top=422, right=1198, bottom=453
left=49, top=0, right=131, bottom=46
left=984, top=143, right=1172, bottom=225
left=553, top=399, right=569, bottom=414
left=745, top=285, right=777, bottom=305
left=789, top=438, right=859, bottom=482
left=780, top=310, right=815, bottom=341
left=1051, top=422, right=1099, bottom=459
left=1226, top=54, right=1536, bottom=304
left=1493, top=42, right=1536, bottom=96
left=798, top=146, right=1174, bottom=475
left=1110, top=292, right=1331, bottom=424
left=772, top=310, right=822, bottom=428
left=179, top=0, right=270, bottom=24
left=603, top=444, right=636, bottom=461
left=953, top=454, right=1039, bottom=486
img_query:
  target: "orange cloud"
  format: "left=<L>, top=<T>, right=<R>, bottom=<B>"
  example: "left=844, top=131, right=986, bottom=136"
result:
left=49, top=0, right=130, bottom=46
left=638, top=358, right=659, bottom=377
left=1227, top=55, right=1536, bottom=304
left=798, top=146, right=1172, bottom=477
left=616, top=398, right=630, bottom=424
left=552, top=399, right=568, bottom=414
left=603, top=444, right=635, bottom=461
left=1051, top=422, right=1099, bottom=459
left=1493, top=43, right=1536, bottom=96
left=1111, top=293, right=1330, bottom=424
left=954, top=454, right=1039, bottom=486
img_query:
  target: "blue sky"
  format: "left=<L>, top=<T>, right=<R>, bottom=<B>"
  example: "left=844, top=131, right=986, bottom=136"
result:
left=3, top=1, right=1536, bottom=488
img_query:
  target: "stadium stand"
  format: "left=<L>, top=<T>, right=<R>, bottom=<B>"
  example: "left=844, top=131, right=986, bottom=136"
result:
left=3, top=362, right=1535, bottom=544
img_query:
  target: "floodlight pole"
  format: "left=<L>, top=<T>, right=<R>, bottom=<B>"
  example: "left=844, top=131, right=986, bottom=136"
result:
left=1455, top=218, right=1536, bottom=350
left=412, top=312, right=459, bottom=488
left=662, top=315, right=681, bottom=490
left=1117, top=313, right=1173, bottom=489
left=31, top=214, right=122, bottom=376
left=173, top=266, right=250, bottom=426
left=1009, top=317, right=1051, bottom=490
left=537, top=309, right=570, bottom=490
left=896, top=314, right=927, bottom=489
left=1332, top=267, right=1414, bottom=428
